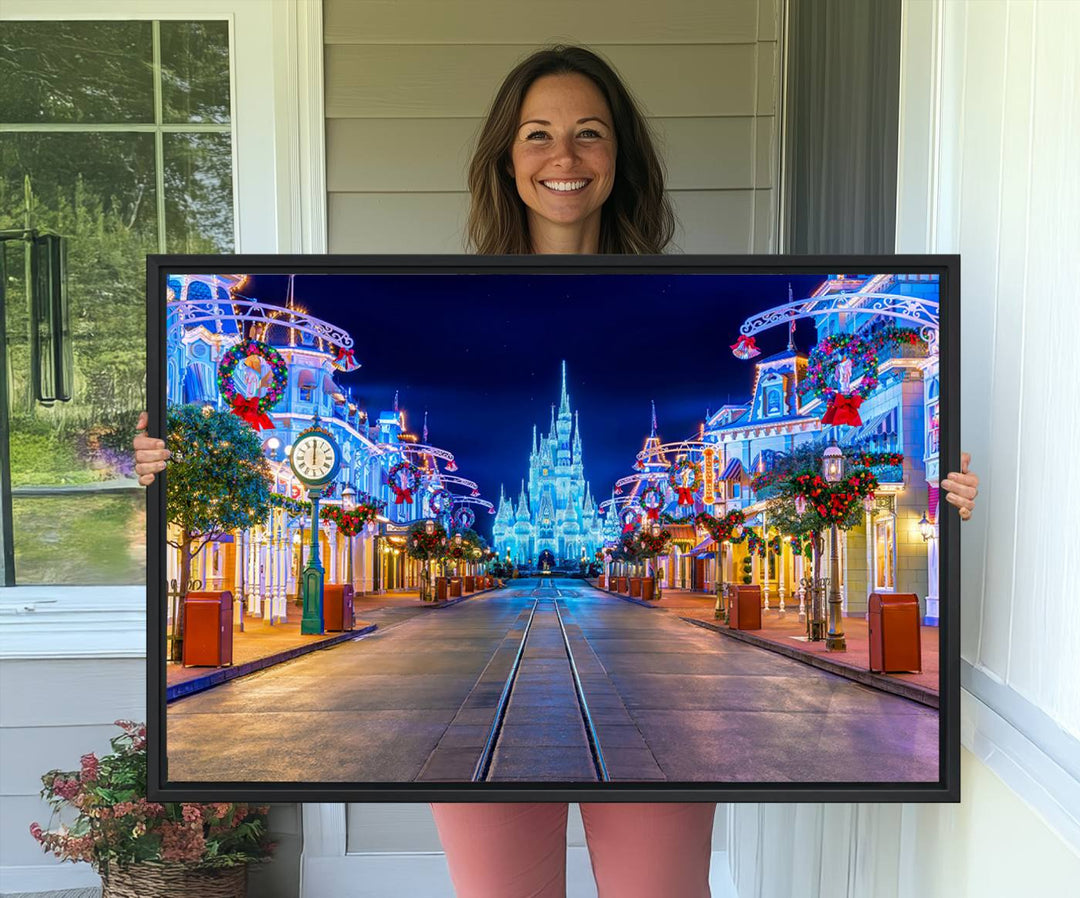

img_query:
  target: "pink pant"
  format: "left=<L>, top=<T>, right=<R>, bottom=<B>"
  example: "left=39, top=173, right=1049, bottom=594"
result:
left=430, top=802, right=716, bottom=898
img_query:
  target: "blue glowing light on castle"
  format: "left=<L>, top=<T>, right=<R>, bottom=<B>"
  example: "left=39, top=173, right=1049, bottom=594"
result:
left=491, top=362, right=605, bottom=566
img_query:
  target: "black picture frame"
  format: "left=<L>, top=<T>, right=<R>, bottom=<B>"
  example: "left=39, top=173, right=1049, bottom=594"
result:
left=147, top=253, right=960, bottom=804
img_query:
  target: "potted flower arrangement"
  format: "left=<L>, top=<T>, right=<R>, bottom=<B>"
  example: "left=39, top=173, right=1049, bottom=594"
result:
left=30, top=720, right=274, bottom=897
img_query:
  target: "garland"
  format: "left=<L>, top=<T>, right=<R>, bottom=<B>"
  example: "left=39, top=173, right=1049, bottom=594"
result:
left=797, top=327, right=926, bottom=427
left=744, top=529, right=766, bottom=558
left=639, top=484, right=665, bottom=520
left=268, top=492, right=385, bottom=534
left=753, top=451, right=904, bottom=492
left=768, top=534, right=782, bottom=556
left=667, top=458, right=702, bottom=505
left=216, top=339, right=287, bottom=431
left=848, top=451, right=904, bottom=468
left=789, top=534, right=816, bottom=556
left=387, top=461, right=420, bottom=504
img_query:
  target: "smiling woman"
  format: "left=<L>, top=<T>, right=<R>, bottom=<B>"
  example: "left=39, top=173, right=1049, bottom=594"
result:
left=465, top=45, right=674, bottom=255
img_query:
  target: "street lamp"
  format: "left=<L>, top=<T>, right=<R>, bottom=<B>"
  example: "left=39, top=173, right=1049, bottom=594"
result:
left=420, top=518, right=436, bottom=600
left=342, top=484, right=356, bottom=591
left=919, top=511, right=935, bottom=541
left=821, top=442, right=847, bottom=651
left=650, top=520, right=663, bottom=600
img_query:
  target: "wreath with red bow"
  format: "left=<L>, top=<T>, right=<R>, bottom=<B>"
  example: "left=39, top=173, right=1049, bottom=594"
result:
left=667, top=458, right=702, bottom=505
left=798, top=327, right=926, bottom=427
left=639, top=484, right=665, bottom=520
left=217, top=339, right=288, bottom=430
left=388, top=461, right=420, bottom=504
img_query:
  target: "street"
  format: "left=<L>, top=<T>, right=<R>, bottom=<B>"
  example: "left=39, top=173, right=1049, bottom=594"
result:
left=168, top=578, right=938, bottom=784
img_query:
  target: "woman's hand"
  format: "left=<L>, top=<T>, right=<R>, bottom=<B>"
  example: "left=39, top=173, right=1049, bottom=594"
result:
left=133, top=411, right=171, bottom=487
left=941, top=451, right=979, bottom=521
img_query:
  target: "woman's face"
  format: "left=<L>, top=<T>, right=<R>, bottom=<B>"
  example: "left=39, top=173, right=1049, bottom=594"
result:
left=508, top=73, right=617, bottom=237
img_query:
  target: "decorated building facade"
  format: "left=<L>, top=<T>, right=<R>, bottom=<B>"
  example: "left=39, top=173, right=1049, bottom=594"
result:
left=164, top=274, right=492, bottom=634
left=602, top=274, right=942, bottom=625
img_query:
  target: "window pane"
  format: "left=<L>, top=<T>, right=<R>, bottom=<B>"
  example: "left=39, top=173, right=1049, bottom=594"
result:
left=2, top=132, right=154, bottom=584
left=164, top=132, right=235, bottom=252
left=12, top=493, right=145, bottom=585
left=0, top=22, right=154, bottom=124
left=160, top=21, right=232, bottom=124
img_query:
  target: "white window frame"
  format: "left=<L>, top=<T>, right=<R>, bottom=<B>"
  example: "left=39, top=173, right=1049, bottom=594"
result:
left=0, top=0, right=325, bottom=651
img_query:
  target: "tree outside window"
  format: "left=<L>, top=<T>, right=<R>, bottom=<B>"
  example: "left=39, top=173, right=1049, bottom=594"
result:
left=0, top=20, right=234, bottom=584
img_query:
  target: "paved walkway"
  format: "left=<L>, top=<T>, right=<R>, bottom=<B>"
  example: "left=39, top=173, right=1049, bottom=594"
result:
left=166, top=587, right=494, bottom=700
left=594, top=583, right=939, bottom=706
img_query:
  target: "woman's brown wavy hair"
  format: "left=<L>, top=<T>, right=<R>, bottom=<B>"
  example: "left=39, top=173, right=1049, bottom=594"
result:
left=465, top=45, right=676, bottom=254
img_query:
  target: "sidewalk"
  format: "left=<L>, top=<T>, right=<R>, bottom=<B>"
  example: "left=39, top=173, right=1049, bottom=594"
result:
left=166, top=585, right=497, bottom=702
left=594, top=583, right=940, bottom=709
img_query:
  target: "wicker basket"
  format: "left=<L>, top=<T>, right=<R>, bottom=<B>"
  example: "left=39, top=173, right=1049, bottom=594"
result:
left=101, top=862, right=247, bottom=898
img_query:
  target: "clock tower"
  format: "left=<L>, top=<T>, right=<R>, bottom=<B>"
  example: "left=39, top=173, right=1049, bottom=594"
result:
left=289, top=418, right=342, bottom=634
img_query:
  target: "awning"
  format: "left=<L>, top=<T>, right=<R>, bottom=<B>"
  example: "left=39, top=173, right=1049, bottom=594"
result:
left=721, top=458, right=744, bottom=480
left=666, top=524, right=698, bottom=545
left=297, top=369, right=317, bottom=389
left=855, top=407, right=898, bottom=441
left=689, top=536, right=715, bottom=557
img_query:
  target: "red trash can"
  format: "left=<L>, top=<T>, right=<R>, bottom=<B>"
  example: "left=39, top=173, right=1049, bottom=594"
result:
left=868, top=593, right=922, bottom=672
left=182, top=591, right=233, bottom=667
left=729, top=585, right=762, bottom=630
left=323, top=584, right=355, bottom=632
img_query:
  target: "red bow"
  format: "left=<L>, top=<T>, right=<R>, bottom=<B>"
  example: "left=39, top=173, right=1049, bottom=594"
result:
left=334, top=348, right=356, bottom=369
left=646, top=507, right=660, bottom=521
left=676, top=487, right=695, bottom=505
left=821, top=394, right=864, bottom=427
left=730, top=335, right=761, bottom=360
left=393, top=487, right=414, bottom=505
left=232, top=396, right=273, bottom=430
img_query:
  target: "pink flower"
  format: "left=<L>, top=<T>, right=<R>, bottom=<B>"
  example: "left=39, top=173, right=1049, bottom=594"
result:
left=80, top=753, right=99, bottom=782
left=160, top=821, right=206, bottom=863
left=52, top=777, right=80, bottom=801
left=181, top=804, right=203, bottom=824
left=29, top=822, right=43, bottom=842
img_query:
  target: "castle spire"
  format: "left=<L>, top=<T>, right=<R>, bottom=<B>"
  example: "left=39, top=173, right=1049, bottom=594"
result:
left=550, top=403, right=556, bottom=436
left=422, top=410, right=428, bottom=443
left=393, top=390, right=399, bottom=413
left=532, top=423, right=538, bottom=454
left=559, top=360, right=571, bottom=416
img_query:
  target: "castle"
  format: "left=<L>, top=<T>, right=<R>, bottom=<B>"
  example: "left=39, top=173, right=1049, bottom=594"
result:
left=492, top=362, right=605, bottom=565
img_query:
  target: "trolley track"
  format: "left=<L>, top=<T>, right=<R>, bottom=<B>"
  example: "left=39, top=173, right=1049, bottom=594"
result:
left=472, top=578, right=610, bottom=782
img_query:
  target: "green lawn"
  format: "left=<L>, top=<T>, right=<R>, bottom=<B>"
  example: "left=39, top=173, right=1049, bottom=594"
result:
left=13, top=492, right=145, bottom=585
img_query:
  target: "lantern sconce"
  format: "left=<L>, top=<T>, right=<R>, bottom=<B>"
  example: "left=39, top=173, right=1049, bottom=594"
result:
left=919, top=511, right=936, bottom=542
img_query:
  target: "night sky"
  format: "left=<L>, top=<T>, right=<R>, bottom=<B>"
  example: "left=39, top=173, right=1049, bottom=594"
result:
left=235, top=272, right=826, bottom=537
